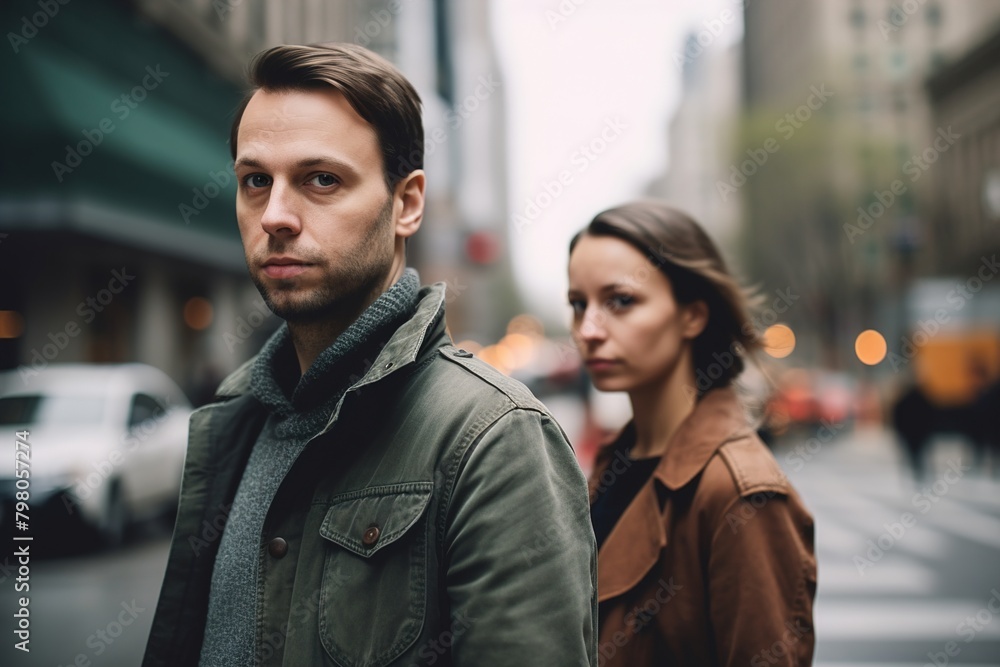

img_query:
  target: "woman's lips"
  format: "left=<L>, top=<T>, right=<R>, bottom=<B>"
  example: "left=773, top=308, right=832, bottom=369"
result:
left=585, top=359, right=620, bottom=372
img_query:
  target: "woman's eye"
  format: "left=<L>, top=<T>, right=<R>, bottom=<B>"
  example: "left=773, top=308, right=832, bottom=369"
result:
left=606, top=294, right=635, bottom=311
left=569, top=299, right=586, bottom=315
left=242, top=174, right=271, bottom=189
left=308, top=173, right=339, bottom=187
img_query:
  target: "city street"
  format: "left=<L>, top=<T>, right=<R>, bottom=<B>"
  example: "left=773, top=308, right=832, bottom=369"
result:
left=0, top=527, right=169, bottom=667
left=0, top=429, right=998, bottom=666
left=786, top=428, right=1000, bottom=666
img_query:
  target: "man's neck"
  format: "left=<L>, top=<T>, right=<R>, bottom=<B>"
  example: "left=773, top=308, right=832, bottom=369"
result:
left=288, top=318, right=353, bottom=376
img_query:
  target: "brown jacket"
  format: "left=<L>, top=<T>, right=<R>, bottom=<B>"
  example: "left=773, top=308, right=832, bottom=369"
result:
left=589, top=388, right=816, bottom=666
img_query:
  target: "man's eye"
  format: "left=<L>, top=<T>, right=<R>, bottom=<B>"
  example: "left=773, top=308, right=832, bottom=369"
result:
left=308, top=173, right=339, bottom=187
left=242, top=174, right=271, bottom=189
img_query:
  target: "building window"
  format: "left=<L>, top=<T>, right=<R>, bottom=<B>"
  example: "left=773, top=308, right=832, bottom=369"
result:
left=888, top=50, right=907, bottom=79
left=850, top=7, right=865, bottom=28
left=926, top=4, right=942, bottom=27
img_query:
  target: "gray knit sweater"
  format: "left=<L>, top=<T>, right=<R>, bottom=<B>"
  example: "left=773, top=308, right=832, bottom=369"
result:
left=199, top=269, right=420, bottom=667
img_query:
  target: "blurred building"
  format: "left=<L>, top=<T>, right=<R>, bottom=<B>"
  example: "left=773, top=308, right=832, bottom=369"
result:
left=738, top=0, right=1000, bottom=367
left=914, top=23, right=1000, bottom=403
left=0, top=0, right=249, bottom=400
left=0, top=0, right=513, bottom=399
left=647, top=36, right=743, bottom=257
left=925, top=24, right=1000, bottom=275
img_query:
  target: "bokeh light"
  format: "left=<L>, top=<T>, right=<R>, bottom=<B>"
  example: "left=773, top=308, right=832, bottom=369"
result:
left=183, top=297, right=213, bottom=331
left=763, top=324, right=796, bottom=359
left=855, top=329, right=888, bottom=366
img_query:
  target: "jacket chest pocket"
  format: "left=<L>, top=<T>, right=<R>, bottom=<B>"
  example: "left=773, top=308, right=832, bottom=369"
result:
left=318, top=482, right=433, bottom=667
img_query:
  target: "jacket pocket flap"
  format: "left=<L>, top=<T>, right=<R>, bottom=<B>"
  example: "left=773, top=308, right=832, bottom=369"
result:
left=320, top=482, right=434, bottom=558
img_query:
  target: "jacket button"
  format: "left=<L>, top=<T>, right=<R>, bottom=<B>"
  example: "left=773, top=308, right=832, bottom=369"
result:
left=268, top=537, right=288, bottom=559
left=362, top=524, right=380, bottom=547
left=455, top=349, right=473, bottom=358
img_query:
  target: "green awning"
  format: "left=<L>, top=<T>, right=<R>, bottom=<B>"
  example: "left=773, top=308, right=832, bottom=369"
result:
left=1, top=0, right=248, bottom=268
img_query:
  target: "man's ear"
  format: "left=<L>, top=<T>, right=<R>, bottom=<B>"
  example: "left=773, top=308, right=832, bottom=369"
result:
left=682, top=300, right=709, bottom=340
left=394, top=169, right=425, bottom=239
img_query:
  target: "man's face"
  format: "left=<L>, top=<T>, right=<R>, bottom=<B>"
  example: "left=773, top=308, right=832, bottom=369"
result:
left=234, top=88, right=398, bottom=322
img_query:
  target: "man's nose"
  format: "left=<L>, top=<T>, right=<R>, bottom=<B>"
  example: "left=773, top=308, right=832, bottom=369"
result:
left=259, top=182, right=301, bottom=236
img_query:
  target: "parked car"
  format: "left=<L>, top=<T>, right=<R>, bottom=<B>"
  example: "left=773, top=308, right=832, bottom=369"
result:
left=0, top=363, right=191, bottom=547
left=765, top=368, right=857, bottom=437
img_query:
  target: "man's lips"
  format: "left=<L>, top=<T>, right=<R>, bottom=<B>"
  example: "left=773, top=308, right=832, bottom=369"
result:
left=261, top=258, right=312, bottom=279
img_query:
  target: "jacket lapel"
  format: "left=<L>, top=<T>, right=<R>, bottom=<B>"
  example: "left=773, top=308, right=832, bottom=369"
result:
left=597, top=480, right=666, bottom=602
left=592, top=387, right=753, bottom=604
left=143, top=394, right=267, bottom=667
left=653, top=387, right=753, bottom=491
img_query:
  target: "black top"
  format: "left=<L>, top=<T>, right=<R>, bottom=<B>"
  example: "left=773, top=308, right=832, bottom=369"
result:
left=590, top=426, right=662, bottom=549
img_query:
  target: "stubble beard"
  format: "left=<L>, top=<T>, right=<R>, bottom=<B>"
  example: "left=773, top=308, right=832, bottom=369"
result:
left=248, top=196, right=396, bottom=324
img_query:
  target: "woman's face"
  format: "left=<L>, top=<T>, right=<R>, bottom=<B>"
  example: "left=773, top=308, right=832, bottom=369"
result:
left=567, top=234, right=705, bottom=394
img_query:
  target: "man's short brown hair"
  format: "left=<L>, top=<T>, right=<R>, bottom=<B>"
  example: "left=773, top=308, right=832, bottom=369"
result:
left=230, top=43, right=424, bottom=192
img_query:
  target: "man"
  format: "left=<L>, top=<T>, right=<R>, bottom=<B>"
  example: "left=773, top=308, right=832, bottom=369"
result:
left=142, top=43, right=597, bottom=666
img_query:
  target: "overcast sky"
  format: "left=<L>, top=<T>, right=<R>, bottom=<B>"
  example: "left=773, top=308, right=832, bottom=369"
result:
left=491, top=0, right=744, bottom=331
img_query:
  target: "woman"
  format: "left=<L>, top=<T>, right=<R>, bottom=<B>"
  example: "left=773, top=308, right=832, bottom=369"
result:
left=568, top=201, right=816, bottom=666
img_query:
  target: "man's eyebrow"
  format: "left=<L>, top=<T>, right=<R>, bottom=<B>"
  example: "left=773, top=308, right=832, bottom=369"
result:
left=234, top=155, right=360, bottom=174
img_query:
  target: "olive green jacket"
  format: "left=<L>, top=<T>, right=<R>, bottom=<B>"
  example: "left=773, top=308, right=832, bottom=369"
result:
left=143, top=284, right=598, bottom=667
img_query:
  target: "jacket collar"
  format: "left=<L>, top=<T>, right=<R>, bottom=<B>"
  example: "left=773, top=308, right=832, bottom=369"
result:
left=595, top=386, right=753, bottom=602
left=652, top=386, right=754, bottom=491
left=214, top=283, right=448, bottom=400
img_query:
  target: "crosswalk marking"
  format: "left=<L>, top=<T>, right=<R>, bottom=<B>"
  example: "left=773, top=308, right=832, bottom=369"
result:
left=777, top=430, right=1000, bottom=664
left=817, top=557, right=935, bottom=594
left=815, top=600, right=1000, bottom=640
